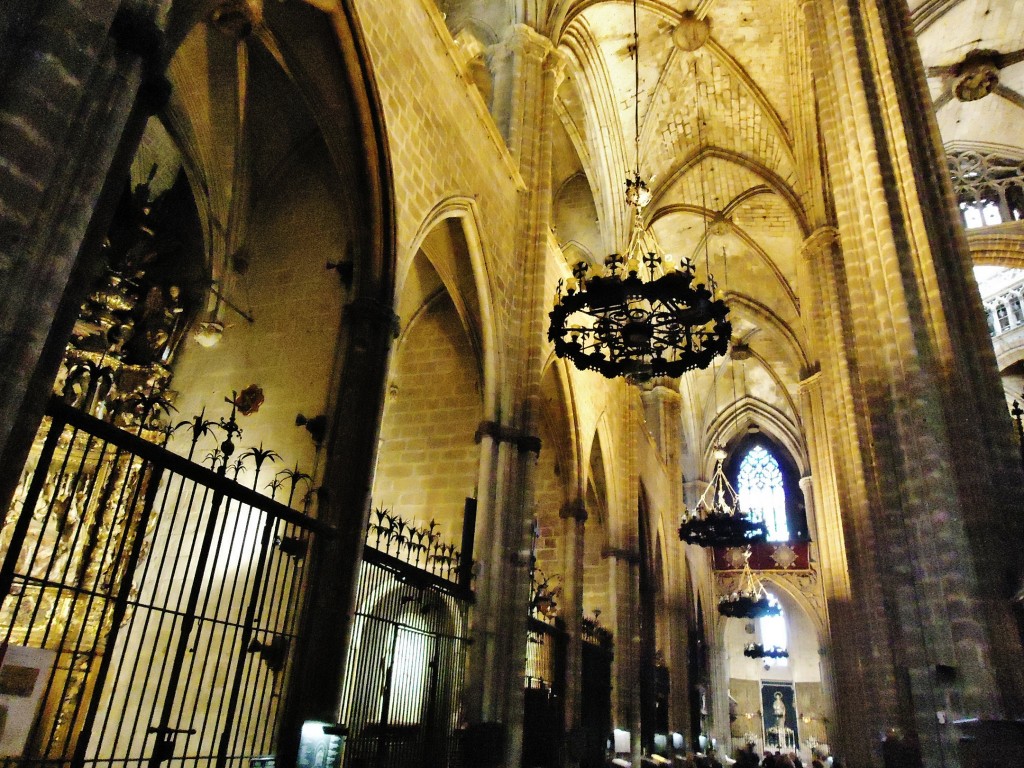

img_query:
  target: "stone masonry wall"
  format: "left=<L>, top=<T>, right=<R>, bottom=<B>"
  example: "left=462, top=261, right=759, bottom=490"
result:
left=373, top=295, right=482, bottom=542
left=353, top=0, right=523, bottom=347
left=169, top=136, right=350, bottom=482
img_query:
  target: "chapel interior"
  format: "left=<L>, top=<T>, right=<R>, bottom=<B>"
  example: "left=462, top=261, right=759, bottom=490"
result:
left=1, top=1, right=1024, bottom=768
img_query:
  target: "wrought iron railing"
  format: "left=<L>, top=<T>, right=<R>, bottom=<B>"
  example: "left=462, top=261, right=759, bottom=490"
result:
left=0, top=396, right=329, bottom=768
left=338, top=559, right=471, bottom=768
left=364, top=505, right=474, bottom=590
left=334, top=500, right=477, bottom=768
left=525, top=618, right=565, bottom=691
left=582, top=616, right=613, bottom=652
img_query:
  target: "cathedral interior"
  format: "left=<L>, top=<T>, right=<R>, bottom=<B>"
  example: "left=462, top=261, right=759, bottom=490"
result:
left=1, top=1, right=1024, bottom=768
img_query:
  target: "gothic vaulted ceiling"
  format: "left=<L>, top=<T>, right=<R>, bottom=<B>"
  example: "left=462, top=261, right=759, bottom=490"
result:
left=441, top=0, right=1022, bottom=468
left=551, top=0, right=810, bottom=466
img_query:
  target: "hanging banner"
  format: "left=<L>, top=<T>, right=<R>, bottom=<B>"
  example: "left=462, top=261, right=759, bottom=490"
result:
left=760, top=681, right=799, bottom=753
left=714, top=543, right=810, bottom=571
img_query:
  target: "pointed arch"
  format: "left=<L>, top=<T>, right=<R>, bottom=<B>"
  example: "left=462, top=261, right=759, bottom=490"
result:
left=404, top=197, right=500, bottom=420
left=650, top=146, right=810, bottom=236
left=539, top=356, right=584, bottom=502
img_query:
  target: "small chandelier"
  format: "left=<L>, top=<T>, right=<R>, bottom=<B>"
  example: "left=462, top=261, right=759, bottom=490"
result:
left=743, top=643, right=789, bottom=660
left=718, top=549, right=780, bottom=619
left=547, top=0, right=730, bottom=383
left=679, top=447, right=767, bottom=548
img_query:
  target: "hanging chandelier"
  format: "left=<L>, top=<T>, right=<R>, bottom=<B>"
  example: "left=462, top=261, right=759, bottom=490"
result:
left=743, top=643, right=789, bottom=660
left=679, top=447, right=767, bottom=547
left=718, top=548, right=780, bottom=619
left=547, top=0, right=730, bottom=383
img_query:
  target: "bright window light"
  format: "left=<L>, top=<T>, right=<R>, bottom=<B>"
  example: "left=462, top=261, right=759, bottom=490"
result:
left=737, top=445, right=789, bottom=542
left=759, top=595, right=787, bottom=667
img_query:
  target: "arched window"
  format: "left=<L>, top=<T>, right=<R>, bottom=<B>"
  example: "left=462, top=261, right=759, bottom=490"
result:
left=737, top=445, right=789, bottom=542
left=759, top=592, right=787, bottom=668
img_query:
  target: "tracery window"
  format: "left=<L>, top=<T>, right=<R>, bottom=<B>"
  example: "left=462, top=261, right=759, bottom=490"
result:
left=737, top=445, right=789, bottom=542
left=759, top=592, right=787, bottom=667
left=1011, top=295, right=1023, bottom=325
left=948, top=150, right=1024, bottom=229
left=998, top=304, right=1010, bottom=332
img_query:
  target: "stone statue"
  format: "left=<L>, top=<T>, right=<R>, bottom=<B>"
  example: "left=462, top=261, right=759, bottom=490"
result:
left=773, top=692, right=786, bottom=730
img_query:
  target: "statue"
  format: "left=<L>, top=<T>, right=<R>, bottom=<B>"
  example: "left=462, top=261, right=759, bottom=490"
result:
left=773, top=692, right=786, bottom=731
left=765, top=690, right=797, bottom=751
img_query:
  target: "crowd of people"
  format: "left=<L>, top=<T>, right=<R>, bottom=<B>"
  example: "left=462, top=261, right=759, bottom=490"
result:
left=730, top=744, right=840, bottom=768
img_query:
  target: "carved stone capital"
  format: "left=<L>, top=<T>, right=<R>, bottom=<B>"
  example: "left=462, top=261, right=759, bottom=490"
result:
left=498, top=23, right=556, bottom=64
left=602, top=547, right=640, bottom=564
left=559, top=498, right=588, bottom=522
left=344, top=298, right=400, bottom=353
left=208, top=0, right=263, bottom=39
left=799, top=226, right=840, bottom=264
left=545, top=47, right=569, bottom=86
left=798, top=366, right=823, bottom=391
left=474, top=421, right=542, bottom=455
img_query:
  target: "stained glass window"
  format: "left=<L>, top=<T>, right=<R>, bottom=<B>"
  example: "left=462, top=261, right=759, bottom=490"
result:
left=737, top=444, right=789, bottom=542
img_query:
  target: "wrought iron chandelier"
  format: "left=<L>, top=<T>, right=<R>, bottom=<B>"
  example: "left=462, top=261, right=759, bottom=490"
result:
left=679, top=447, right=767, bottom=548
left=718, top=549, right=780, bottom=619
left=547, top=0, right=731, bottom=383
left=743, top=643, right=789, bottom=660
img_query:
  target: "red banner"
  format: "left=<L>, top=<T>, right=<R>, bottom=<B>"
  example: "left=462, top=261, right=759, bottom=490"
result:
left=712, top=541, right=810, bottom=571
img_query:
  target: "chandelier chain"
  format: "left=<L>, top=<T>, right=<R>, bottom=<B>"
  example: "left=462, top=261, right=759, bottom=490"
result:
left=633, top=0, right=641, bottom=178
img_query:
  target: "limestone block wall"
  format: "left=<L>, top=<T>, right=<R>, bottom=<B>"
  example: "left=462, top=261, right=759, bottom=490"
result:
left=354, top=0, right=523, bottom=341
left=373, top=295, right=482, bottom=541
left=532, top=416, right=565, bottom=587
left=169, top=136, right=351, bottom=484
left=583, top=512, right=611, bottom=619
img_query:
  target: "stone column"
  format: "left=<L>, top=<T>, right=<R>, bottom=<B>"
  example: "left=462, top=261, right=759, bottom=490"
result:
left=269, top=3, right=400, bottom=761
left=607, top=546, right=641, bottom=766
left=796, top=473, right=839, bottom=755
left=805, top=0, right=1024, bottom=764
left=796, top=351, right=878, bottom=763
left=465, top=23, right=564, bottom=768
left=642, top=380, right=692, bottom=741
left=278, top=297, right=397, bottom=741
left=0, top=0, right=171, bottom=507
left=561, top=498, right=587, bottom=767
left=707, top=608, right=731, bottom=756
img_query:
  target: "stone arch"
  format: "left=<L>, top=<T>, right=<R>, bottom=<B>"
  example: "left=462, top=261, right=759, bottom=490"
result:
left=650, top=147, right=810, bottom=236
left=404, top=197, right=500, bottom=421
left=723, top=430, right=810, bottom=543
left=376, top=248, right=484, bottom=544
left=554, top=171, right=603, bottom=263
left=531, top=361, right=582, bottom=582
left=717, top=577, right=829, bottom=756
left=582, top=425, right=614, bottom=619
left=122, top=1, right=399, bottom=481
left=539, top=357, right=583, bottom=499
left=704, top=396, right=807, bottom=479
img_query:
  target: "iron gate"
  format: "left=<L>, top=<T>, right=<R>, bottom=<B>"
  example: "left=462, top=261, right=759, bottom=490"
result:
left=0, top=398, right=328, bottom=768
left=338, top=553, right=471, bottom=768
left=580, top=622, right=612, bottom=768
